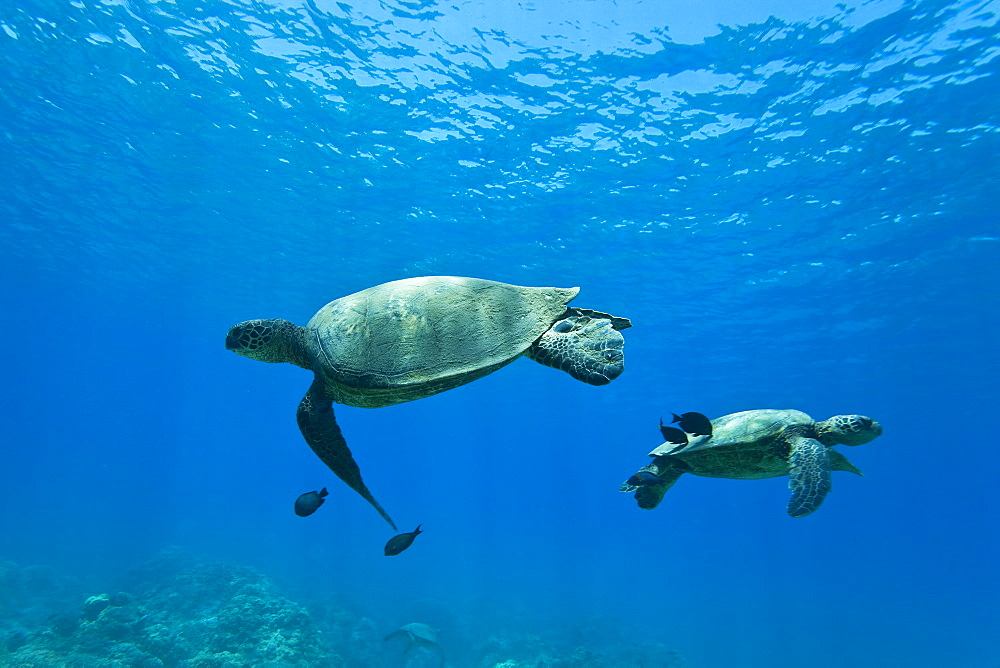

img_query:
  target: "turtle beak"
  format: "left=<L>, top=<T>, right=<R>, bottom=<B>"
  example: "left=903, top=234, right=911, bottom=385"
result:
left=225, top=330, right=241, bottom=350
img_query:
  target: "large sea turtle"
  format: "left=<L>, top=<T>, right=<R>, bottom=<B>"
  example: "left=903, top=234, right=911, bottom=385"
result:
left=620, top=409, right=882, bottom=517
left=227, top=276, right=631, bottom=529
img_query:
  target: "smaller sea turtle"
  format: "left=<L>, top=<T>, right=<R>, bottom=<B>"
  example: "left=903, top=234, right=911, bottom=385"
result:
left=620, top=409, right=882, bottom=517
left=384, top=623, right=444, bottom=667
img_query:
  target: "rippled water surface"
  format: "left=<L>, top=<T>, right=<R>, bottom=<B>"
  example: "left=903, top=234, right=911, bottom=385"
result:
left=1, top=0, right=998, bottom=665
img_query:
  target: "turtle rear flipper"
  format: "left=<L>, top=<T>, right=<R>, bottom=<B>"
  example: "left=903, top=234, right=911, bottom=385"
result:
left=620, top=458, right=684, bottom=509
left=786, top=436, right=832, bottom=518
left=297, top=379, right=397, bottom=530
left=829, top=449, right=863, bottom=476
left=526, top=312, right=626, bottom=385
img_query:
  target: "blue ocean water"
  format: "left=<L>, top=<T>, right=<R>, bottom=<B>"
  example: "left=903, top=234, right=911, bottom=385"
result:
left=1, top=0, right=998, bottom=665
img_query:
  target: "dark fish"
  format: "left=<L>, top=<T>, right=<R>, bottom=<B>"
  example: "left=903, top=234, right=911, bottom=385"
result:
left=384, top=525, right=423, bottom=556
left=294, top=487, right=328, bottom=517
left=658, top=419, right=689, bottom=445
left=626, top=471, right=662, bottom=487
left=672, top=411, right=713, bottom=437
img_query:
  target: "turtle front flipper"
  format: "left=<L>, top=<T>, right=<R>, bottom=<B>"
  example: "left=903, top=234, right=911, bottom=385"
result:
left=786, top=436, right=832, bottom=518
left=620, top=457, right=684, bottom=509
left=297, top=379, right=397, bottom=530
left=525, top=310, right=630, bottom=386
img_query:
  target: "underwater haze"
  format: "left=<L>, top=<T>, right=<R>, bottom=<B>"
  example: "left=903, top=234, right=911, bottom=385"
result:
left=2, top=0, right=999, bottom=665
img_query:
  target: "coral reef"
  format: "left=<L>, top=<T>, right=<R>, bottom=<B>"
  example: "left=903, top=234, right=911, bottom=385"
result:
left=468, top=611, right=688, bottom=668
left=475, top=631, right=687, bottom=668
left=5, top=558, right=331, bottom=667
left=0, top=559, right=88, bottom=663
left=0, top=553, right=687, bottom=667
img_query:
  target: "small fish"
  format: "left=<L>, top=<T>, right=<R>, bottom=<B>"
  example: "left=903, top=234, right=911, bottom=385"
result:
left=672, top=411, right=713, bottom=437
left=658, top=419, right=689, bottom=446
left=294, top=488, right=328, bottom=517
left=384, top=525, right=423, bottom=556
left=626, top=471, right=662, bottom=487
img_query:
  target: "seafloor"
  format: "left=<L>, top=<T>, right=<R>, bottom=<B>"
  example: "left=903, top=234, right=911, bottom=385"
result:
left=1, top=549, right=686, bottom=667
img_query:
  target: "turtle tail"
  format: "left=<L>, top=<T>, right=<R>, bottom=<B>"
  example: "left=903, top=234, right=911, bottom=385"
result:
left=297, top=379, right=397, bottom=530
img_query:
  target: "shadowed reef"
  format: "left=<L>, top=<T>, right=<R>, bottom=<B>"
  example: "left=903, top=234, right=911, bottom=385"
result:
left=0, top=550, right=685, bottom=667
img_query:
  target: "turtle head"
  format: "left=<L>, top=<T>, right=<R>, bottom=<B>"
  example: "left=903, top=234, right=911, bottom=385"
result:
left=816, top=414, right=882, bottom=446
left=226, top=319, right=309, bottom=367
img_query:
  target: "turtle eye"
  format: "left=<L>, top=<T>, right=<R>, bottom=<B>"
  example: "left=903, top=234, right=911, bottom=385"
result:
left=226, top=325, right=252, bottom=350
left=227, top=322, right=272, bottom=351
left=553, top=319, right=574, bottom=333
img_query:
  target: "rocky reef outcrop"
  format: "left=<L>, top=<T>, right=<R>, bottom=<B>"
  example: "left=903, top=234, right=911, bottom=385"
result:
left=4, top=556, right=330, bottom=667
